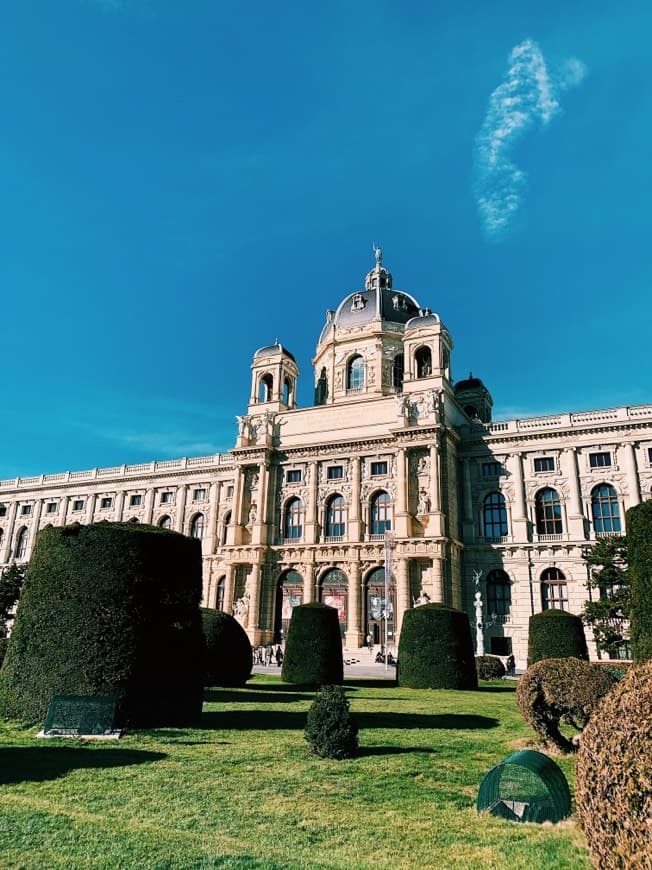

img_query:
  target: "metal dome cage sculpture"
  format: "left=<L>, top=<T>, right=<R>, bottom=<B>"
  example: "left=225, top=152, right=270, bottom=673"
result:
left=477, top=749, right=571, bottom=823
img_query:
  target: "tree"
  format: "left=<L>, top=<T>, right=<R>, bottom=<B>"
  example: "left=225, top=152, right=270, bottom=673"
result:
left=0, top=564, right=25, bottom=636
left=581, top=536, right=630, bottom=659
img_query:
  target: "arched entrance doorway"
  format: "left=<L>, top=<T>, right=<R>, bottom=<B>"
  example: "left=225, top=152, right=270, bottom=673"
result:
left=366, top=567, right=395, bottom=645
left=274, top=570, right=303, bottom=642
left=319, top=568, right=348, bottom=639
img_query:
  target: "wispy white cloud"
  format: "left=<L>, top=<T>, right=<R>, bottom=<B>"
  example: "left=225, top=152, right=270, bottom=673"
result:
left=473, top=39, right=587, bottom=240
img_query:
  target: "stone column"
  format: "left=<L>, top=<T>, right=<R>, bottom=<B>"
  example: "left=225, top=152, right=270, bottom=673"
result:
left=205, top=481, right=220, bottom=553
left=207, top=562, right=218, bottom=609
left=461, top=458, right=474, bottom=542
left=345, top=561, right=362, bottom=648
left=174, top=485, right=186, bottom=533
left=114, top=491, right=126, bottom=523
left=431, top=558, right=444, bottom=603
left=2, top=501, right=18, bottom=562
left=349, top=456, right=361, bottom=541
left=428, top=440, right=443, bottom=536
left=395, top=557, right=410, bottom=638
left=28, top=499, right=43, bottom=555
left=562, top=448, right=585, bottom=539
left=224, top=564, right=236, bottom=615
left=231, top=468, right=246, bottom=544
left=59, top=495, right=70, bottom=527
left=248, top=563, right=261, bottom=633
left=508, top=453, right=529, bottom=542
left=303, top=562, right=314, bottom=604
left=305, top=460, right=319, bottom=544
left=84, top=494, right=96, bottom=525
left=144, top=488, right=155, bottom=525
left=621, top=442, right=641, bottom=509
left=394, top=448, right=409, bottom=536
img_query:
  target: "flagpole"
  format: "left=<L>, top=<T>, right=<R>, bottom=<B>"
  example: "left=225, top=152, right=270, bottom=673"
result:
left=383, top=531, right=396, bottom=673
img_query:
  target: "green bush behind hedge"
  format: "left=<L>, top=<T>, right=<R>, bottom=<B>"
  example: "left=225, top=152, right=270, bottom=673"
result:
left=398, top=603, right=477, bottom=689
left=626, top=500, right=652, bottom=663
left=281, top=603, right=343, bottom=686
left=527, top=609, right=588, bottom=666
left=0, top=522, right=204, bottom=727
left=201, top=608, right=252, bottom=687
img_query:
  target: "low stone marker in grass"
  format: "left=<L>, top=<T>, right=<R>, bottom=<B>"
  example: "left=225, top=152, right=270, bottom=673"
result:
left=37, top=695, right=122, bottom=740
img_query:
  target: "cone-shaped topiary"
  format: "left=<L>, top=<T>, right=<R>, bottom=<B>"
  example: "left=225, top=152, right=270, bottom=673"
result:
left=281, top=603, right=343, bottom=686
left=475, top=655, right=506, bottom=680
left=626, top=501, right=652, bottom=663
left=305, top=684, right=358, bottom=759
left=0, top=522, right=204, bottom=727
left=576, top=660, right=652, bottom=867
left=527, top=609, right=588, bottom=666
left=516, top=658, right=617, bottom=753
left=201, top=608, right=252, bottom=687
left=398, top=603, right=478, bottom=689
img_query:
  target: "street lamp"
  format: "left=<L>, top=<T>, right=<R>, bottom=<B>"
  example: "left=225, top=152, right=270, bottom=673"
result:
left=383, top=531, right=396, bottom=672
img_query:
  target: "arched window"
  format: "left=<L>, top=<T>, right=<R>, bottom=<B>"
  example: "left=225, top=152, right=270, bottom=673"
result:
left=315, top=367, right=328, bottom=405
left=486, top=569, right=511, bottom=618
left=14, top=527, right=28, bottom=561
left=158, top=515, right=172, bottom=529
left=370, top=491, right=392, bottom=535
left=415, top=346, right=432, bottom=378
left=258, top=373, right=273, bottom=403
left=221, top=511, right=231, bottom=546
left=541, top=567, right=568, bottom=611
left=282, top=377, right=292, bottom=405
left=216, top=576, right=225, bottom=611
left=276, top=569, right=303, bottom=641
left=366, top=567, right=395, bottom=645
left=392, top=353, right=404, bottom=391
left=320, top=567, right=348, bottom=637
left=591, top=484, right=621, bottom=535
left=347, top=355, right=364, bottom=390
left=325, top=494, right=346, bottom=538
left=535, top=488, right=563, bottom=535
left=483, top=492, right=508, bottom=539
left=190, top=513, right=205, bottom=539
left=284, top=497, right=302, bottom=540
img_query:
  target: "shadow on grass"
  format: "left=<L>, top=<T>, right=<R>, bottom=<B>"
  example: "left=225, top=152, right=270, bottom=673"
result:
left=0, top=747, right=166, bottom=786
left=357, top=745, right=436, bottom=757
left=476, top=685, right=517, bottom=693
left=204, top=689, right=313, bottom=705
left=201, top=710, right=498, bottom=732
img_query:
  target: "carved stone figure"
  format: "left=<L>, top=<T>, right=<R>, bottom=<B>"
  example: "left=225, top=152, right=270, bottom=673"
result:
left=233, top=591, right=250, bottom=627
left=417, top=490, right=431, bottom=514
left=413, top=588, right=431, bottom=607
left=474, top=590, right=484, bottom=655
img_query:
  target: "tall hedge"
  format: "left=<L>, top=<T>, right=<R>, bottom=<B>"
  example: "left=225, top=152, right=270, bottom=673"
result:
left=527, top=609, right=588, bottom=666
left=626, top=501, right=652, bottom=663
left=0, top=522, right=204, bottom=727
left=281, top=603, right=343, bottom=686
left=201, top=608, right=253, bottom=687
left=576, top=660, right=652, bottom=868
left=398, top=603, right=477, bottom=689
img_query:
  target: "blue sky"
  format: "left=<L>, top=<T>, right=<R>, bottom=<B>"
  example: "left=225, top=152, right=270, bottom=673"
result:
left=1, top=1, right=650, bottom=478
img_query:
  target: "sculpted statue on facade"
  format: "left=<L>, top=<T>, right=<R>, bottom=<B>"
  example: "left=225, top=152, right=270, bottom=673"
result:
left=413, top=587, right=431, bottom=607
left=233, top=590, right=251, bottom=627
left=417, top=490, right=431, bottom=514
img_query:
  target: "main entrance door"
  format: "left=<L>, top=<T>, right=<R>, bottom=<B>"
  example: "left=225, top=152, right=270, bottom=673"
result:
left=274, top=570, right=303, bottom=642
left=320, top=568, right=348, bottom=638
left=366, top=567, right=395, bottom=646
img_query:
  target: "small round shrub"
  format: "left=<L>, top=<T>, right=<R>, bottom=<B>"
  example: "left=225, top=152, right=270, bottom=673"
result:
left=282, top=603, right=343, bottom=686
left=201, top=608, right=252, bottom=687
left=305, top=684, right=358, bottom=759
left=516, top=658, right=617, bottom=753
left=476, top=655, right=506, bottom=680
left=527, top=609, right=588, bottom=666
left=627, top=501, right=652, bottom=663
left=0, top=522, right=204, bottom=727
left=576, top=660, right=652, bottom=869
left=398, top=603, right=477, bottom=690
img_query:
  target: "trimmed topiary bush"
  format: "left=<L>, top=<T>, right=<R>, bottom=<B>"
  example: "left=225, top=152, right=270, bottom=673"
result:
left=281, top=603, right=343, bottom=686
left=0, top=522, right=204, bottom=727
left=305, top=684, right=358, bottom=759
left=201, top=608, right=252, bottom=687
left=398, top=603, right=477, bottom=690
left=516, top=658, right=617, bottom=753
left=576, top=660, right=652, bottom=868
left=476, top=655, right=506, bottom=680
left=527, top=609, right=588, bottom=666
left=626, top=501, right=652, bottom=663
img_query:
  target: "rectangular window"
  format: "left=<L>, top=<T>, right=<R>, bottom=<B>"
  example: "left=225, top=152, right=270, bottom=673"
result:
left=226, top=486, right=234, bottom=498
left=370, top=461, right=388, bottom=476
left=647, top=447, right=652, bottom=464
left=46, top=502, right=57, bottom=514
left=21, top=504, right=32, bottom=516
left=327, top=466, right=343, bottom=480
left=482, top=461, right=503, bottom=477
left=286, top=470, right=302, bottom=483
left=129, top=494, right=142, bottom=507
left=534, top=457, right=555, bottom=473
left=589, top=452, right=612, bottom=469
left=160, top=492, right=173, bottom=504
left=193, top=488, right=206, bottom=500
left=72, top=500, right=84, bottom=512
left=100, top=497, right=113, bottom=510
left=0, top=505, right=6, bottom=517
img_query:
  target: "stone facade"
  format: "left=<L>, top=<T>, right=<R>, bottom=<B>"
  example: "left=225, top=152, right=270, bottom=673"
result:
left=1, top=251, right=650, bottom=669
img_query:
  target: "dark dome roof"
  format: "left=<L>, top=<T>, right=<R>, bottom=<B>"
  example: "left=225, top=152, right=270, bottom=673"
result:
left=405, top=310, right=441, bottom=332
left=253, top=342, right=296, bottom=363
left=455, top=374, right=485, bottom=392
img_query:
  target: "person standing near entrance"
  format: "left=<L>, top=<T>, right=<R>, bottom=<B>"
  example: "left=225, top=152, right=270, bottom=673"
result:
left=275, top=645, right=283, bottom=667
left=366, top=633, right=372, bottom=655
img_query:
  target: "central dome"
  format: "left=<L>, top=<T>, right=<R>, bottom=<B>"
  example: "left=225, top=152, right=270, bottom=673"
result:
left=318, top=247, right=421, bottom=345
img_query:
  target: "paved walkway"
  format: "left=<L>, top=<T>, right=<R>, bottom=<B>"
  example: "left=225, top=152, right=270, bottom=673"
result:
left=252, top=647, right=398, bottom=680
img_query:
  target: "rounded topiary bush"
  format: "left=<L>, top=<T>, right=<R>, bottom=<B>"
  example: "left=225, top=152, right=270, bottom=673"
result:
left=576, top=660, right=652, bottom=868
left=398, top=603, right=477, bottom=689
left=516, top=658, right=617, bottom=753
left=201, top=608, right=252, bottom=687
left=627, top=501, right=652, bottom=663
left=305, top=684, right=358, bottom=759
left=527, top=609, right=588, bottom=666
left=0, top=522, right=204, bottom=727
left=476, top=655, right=506, bottom=680
left=281, top=603, right=343, bottom=686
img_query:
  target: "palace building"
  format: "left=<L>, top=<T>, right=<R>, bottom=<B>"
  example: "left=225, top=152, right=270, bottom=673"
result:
left=1, top=249, right=650, bottom=668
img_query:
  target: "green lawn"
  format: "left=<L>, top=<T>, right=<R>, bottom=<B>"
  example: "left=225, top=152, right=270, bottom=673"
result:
left=0, top=676, right=591, bottom=870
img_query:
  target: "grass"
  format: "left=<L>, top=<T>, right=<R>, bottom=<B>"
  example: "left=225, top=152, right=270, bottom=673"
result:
left=0, top=676, right=591, bottom=869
